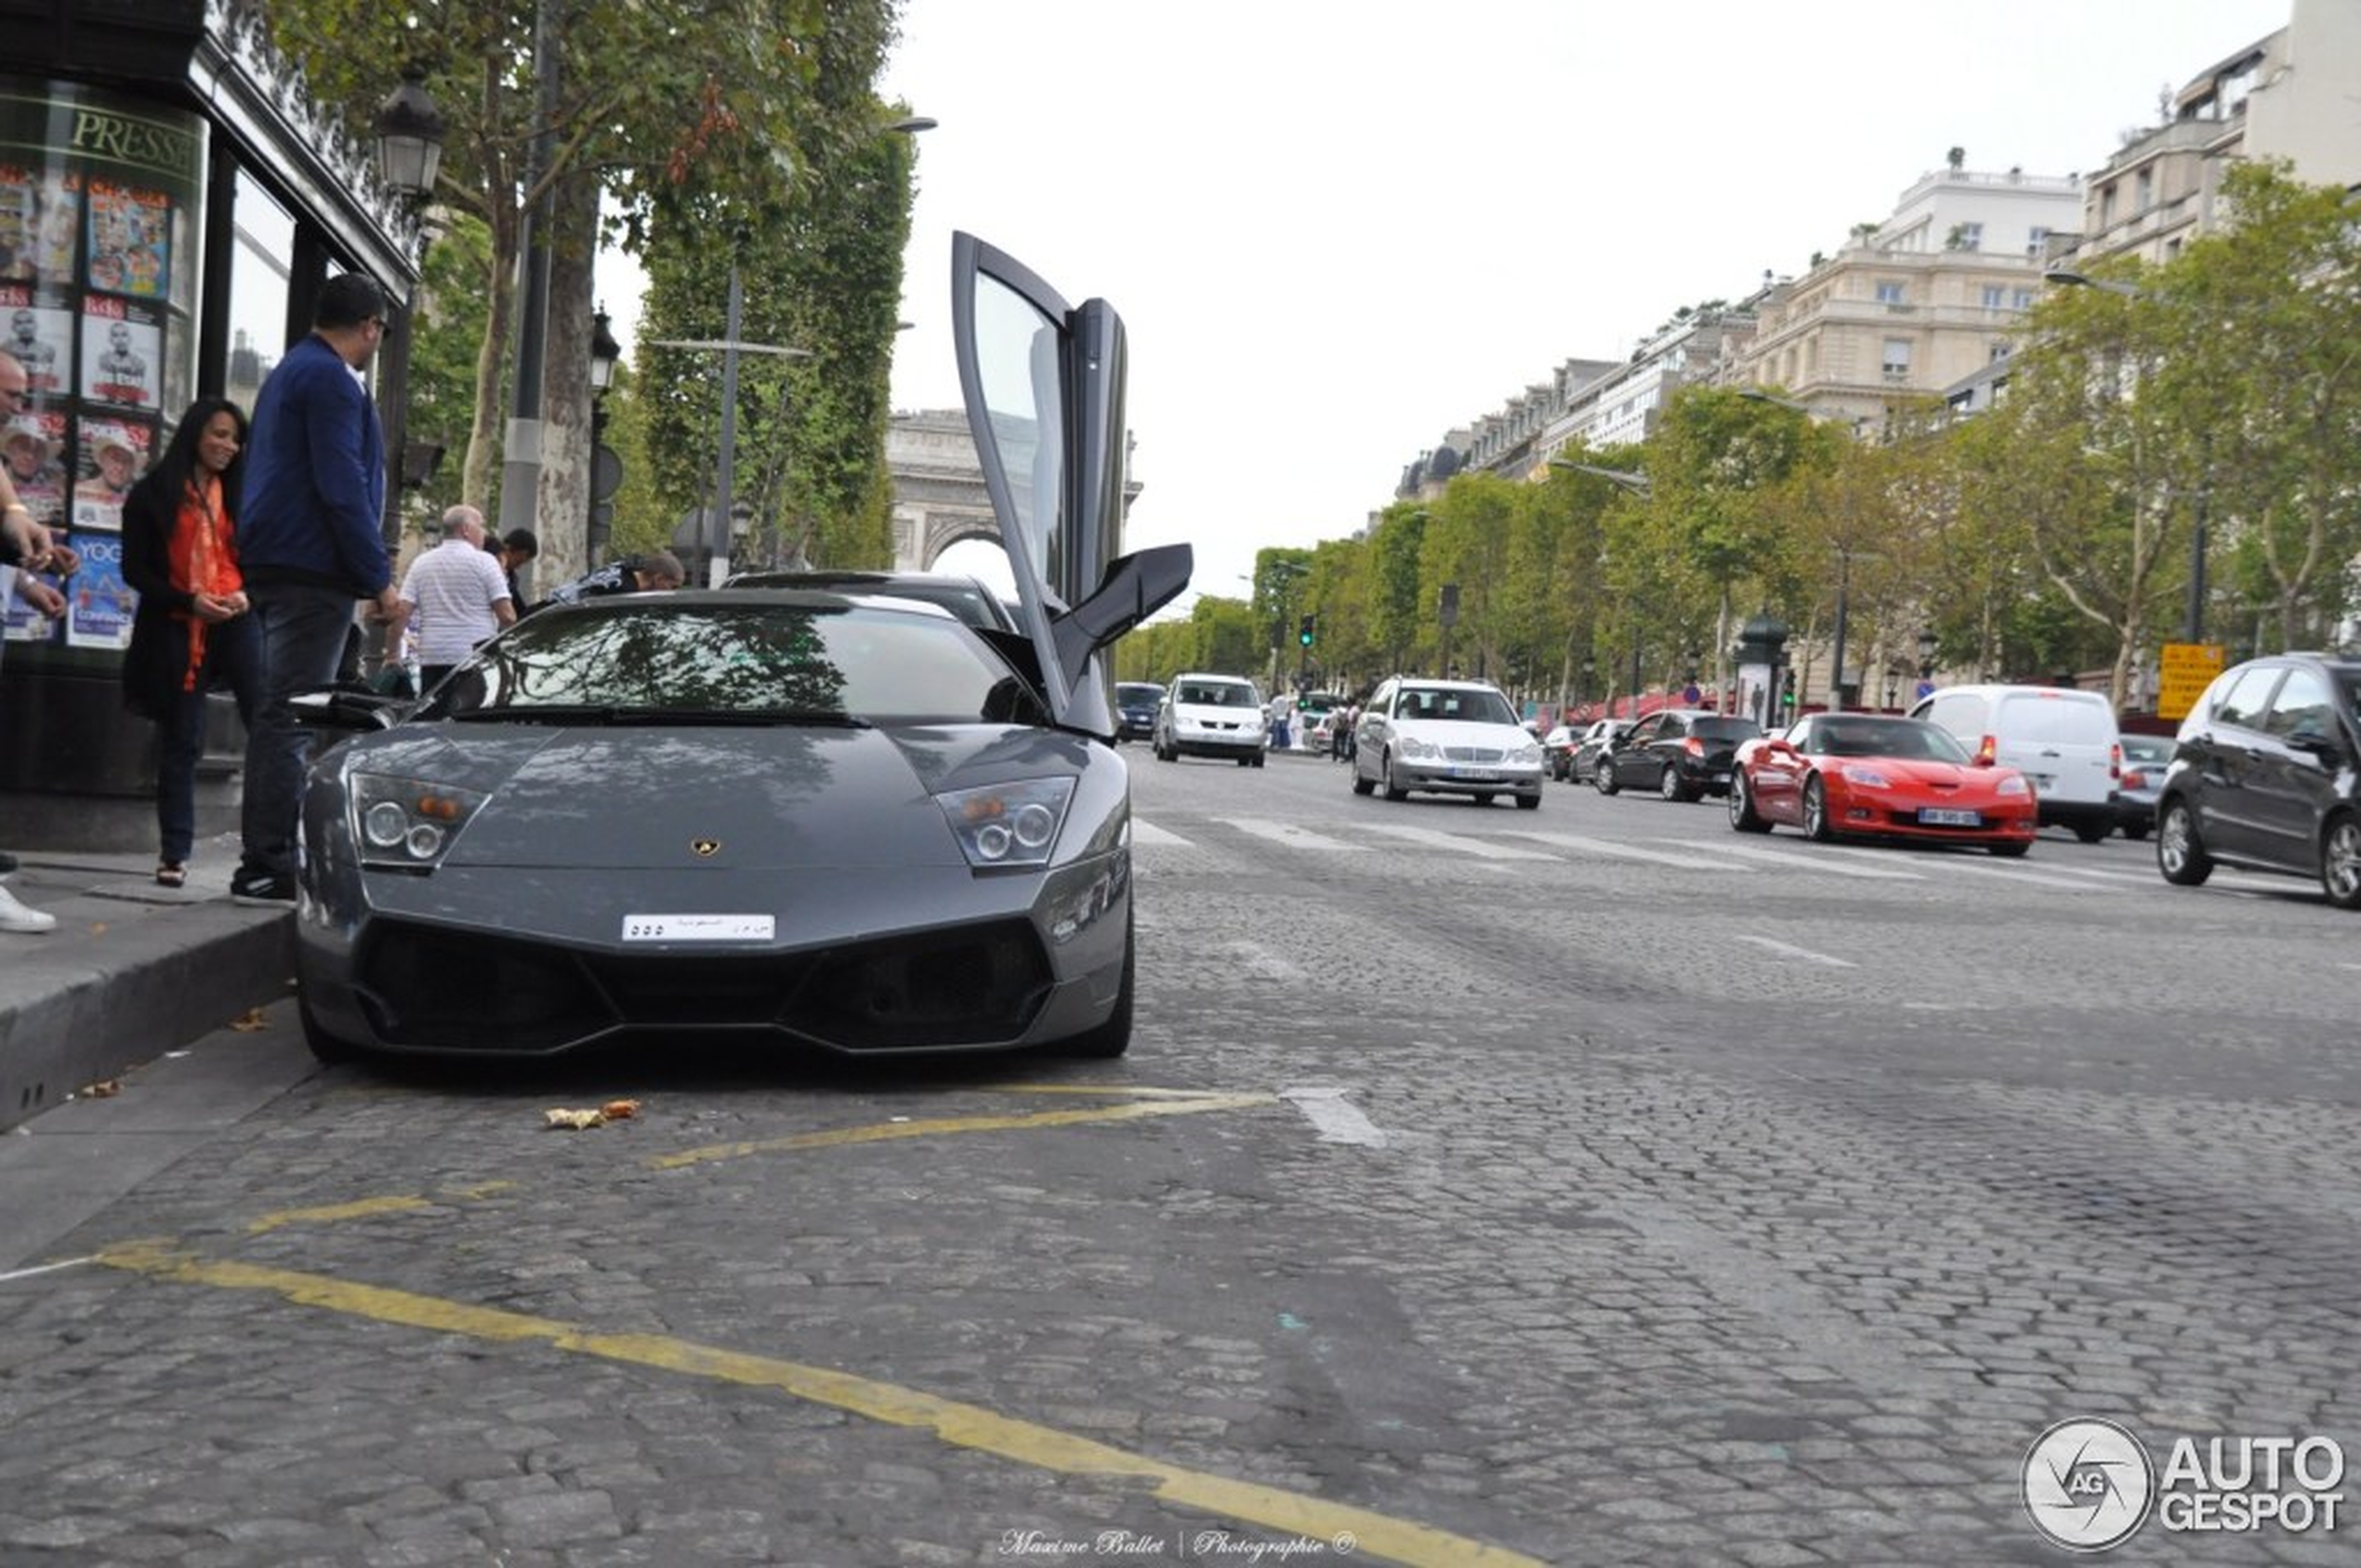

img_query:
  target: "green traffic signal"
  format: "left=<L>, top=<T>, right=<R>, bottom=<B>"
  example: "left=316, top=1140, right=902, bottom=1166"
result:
left=1298, top=614, right=1315, bottom=648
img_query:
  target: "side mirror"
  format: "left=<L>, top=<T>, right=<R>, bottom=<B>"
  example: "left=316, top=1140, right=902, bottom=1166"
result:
left=288, top=682, right=405, bottom=732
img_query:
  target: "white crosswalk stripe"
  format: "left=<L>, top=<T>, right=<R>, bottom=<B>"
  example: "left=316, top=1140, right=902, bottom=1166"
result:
left=1355, top=822, right=1559, bottom=861
left=1506, top=831, right=1751, bottom=872
left=1129, top=819, right=1191, bottom=847
left=1229, top=819, right=1369, bottom=852
left=1675, top=840, right=1925, bottom=880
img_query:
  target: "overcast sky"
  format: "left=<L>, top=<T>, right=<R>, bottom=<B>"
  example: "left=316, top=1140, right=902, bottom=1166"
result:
left=611, top=1, right=2295, bottom=603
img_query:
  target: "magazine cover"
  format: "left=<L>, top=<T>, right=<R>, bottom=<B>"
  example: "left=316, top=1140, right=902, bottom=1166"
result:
left=63, top=530, right=132, bottom=652
left=0, top=281, right=75, bottom=397
left=0, top=167, right=80, bottom=285
left=2, top=561, right=65, bottom=643
left=72, top=415, right=151, bottom=531
left=86, top=178, right=171, bottom=299
left=1, top=405, right=69, bottom=531
left=79, top=294, right=160, bottom=411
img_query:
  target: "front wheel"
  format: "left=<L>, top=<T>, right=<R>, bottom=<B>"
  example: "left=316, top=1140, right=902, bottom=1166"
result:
left=1801, top=776, right=1835, bottom=842
left=2319, top=814, right=2361, bottom=909
left=1728, top=772, right=1772, bottom=834
left=298, top=995, right=361, bottom=1066
left=1051, top=916, right=1133, bottom=1059
left=1383, top=753, right=1410, bottom=802
left=1515, top=792, right=1540, bottom=810
left=1987, top=840, right=2031, bottom=858
left=1593, top=759, right=1621, bottom=797
left=1352, top=765, right=1375, bottom=797
left=2157, top=797, right=2213, bottom=886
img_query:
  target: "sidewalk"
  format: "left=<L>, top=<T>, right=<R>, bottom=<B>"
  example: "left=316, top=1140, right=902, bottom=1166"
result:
left=0, top=830, right=294, bottom=1134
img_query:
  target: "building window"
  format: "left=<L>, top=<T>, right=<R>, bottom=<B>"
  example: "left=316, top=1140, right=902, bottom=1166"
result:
left=2100, top=183, right=2117, bottom=227
left=1881, top=338, right=1912, bottom=380
left=2011, top=288, right=2036, bottom=310
left=1955, top=221, right=1984, bottom=251
left=2135, top=168, right=2154, bottom=210
left=1982, top=284, right=2006, bottom=310
left=2027, top=225, right=2051, bottom=257
left=1989, top=340, right=2011, bottom=363
left=1875, top=280, right=1906, bottom=305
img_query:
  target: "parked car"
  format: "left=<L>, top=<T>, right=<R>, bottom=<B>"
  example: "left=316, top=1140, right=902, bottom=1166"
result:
left=1541, top=724, right=1582, bottom=781
left=1115, top=681, right=1166, bottom=744
left=1154, top=673, right=1268, bottom=766
left=1727, top=712, right=2037, bottom=854
left=1350, top=677, right=1543, bottom=808
left=2111, top=732, right=2173, bottom=839
left=1593, top=709, right=1760, bottom=801
left=1567, top=719, right=1631, bottom=784
left=722, top=568, right=1019, bottom=634
left=2155, top=652, right=2361, bottom=907
left=1295, top=692, right=1347, bottom=750
left=286, top=231, right=1191, bottom=1064
left=1907, top=683, right=2120, bottom=842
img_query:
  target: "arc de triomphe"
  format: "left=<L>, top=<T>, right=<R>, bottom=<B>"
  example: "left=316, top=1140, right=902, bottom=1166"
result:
left=889, top=409, right=1141, bottom=573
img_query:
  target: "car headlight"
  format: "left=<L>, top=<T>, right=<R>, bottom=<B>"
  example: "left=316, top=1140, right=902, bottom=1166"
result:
left=1839, top=765, right=1892, bottom=788
left=1509, top=742, right=1543, bottom=766
left=938, top=778, right=1075, bottom=869
left=350, top=772, right=488, bottom=870
left=1398, top=736, right=1443, bottom=761
left=1995, top=774, right=2030, bottom=797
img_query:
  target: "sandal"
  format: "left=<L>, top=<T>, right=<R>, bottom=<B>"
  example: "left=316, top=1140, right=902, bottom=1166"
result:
left=155, top=863, right=187, bottom=889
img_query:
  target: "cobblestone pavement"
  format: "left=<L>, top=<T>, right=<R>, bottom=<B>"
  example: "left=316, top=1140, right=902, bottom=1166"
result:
left=0, top=757, right=2352, bottom=1566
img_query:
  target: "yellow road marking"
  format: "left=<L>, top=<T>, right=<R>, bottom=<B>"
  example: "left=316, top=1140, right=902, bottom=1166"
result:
left=95, top=1240, right=1542, bottom=1568
left=646, top=1092, right=1276, bottom=1171
left=244, top=1182, right=514, bottom=1235
left=992, top=1084, right=1250, bottom=1099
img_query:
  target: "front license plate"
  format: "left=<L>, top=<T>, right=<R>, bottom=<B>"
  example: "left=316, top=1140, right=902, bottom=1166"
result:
left=623, top=914, right=776, bottom=942
left=1918, top=808, right=1981, bottom=826
left=1451, top=768, right=1499, bottom=781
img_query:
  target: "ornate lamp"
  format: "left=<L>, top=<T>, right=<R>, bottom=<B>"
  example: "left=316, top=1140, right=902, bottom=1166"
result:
left=373, top=68, right=446, bottom=201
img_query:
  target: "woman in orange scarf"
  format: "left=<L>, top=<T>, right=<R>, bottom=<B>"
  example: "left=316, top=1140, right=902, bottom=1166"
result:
left=121, top=399, right=260, bottom=888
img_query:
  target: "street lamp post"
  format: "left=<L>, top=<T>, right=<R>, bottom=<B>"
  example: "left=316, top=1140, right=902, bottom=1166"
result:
left=585, top=306, right=621, bottom=559
left=647, top=279, right=813, bottom=585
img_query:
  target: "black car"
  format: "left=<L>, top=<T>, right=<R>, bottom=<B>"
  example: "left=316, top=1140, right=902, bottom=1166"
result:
left=1566, top=718, right=1630, bottom=784
left=1115, top=681, right=1166, bottom=743
left=1594, top=709, right=1761, bottom=802
left=2155, top=652, right=2361, bottom=907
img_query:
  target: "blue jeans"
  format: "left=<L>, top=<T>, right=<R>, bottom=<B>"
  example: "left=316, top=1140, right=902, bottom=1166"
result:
left=239, top=583, right=356, bottom=880
left=158, top=614, right=261, bottom=865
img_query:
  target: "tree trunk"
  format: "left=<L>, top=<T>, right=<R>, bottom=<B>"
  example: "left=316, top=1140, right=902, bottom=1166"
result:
left=534, top=169, right=600, bottom=590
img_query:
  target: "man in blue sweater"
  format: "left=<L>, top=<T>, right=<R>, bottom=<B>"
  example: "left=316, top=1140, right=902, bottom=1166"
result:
left=231, top=273, right=401, bottom=906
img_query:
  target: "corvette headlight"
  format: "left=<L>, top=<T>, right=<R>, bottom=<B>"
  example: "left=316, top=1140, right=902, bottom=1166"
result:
left=939, top=778, right=1075, bottom=869
left=1995, top=774, right=2031, bottom=797
left=350, top=773, right=488, bottom=870
left=1840, top=765, right=1892, bottom=788
left=1399, top=736, right=1443, bottom=761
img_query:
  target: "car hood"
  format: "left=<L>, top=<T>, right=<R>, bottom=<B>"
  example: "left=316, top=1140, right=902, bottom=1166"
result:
left=1392, top=719, right=1535, bottom=752
left=331, top=722, right=1099, bottom=872
left=1827, top=757, right=2007, bottom=790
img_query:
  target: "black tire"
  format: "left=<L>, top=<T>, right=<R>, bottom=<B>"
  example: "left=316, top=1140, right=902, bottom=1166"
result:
left=1474, top=793, right=1496, bottom=807
left=2072, top=819, right=2109, bottom=844
left=1728, top=771, right=1772, bottom=834
left=1352, top=767, right=1375, bottom=796
left=1053, top=917, right=1133, bottom=1059
left=1801, top=776, right=1835, bottom=842
left=1593, top=758, right=1621, bottom=797
left=2122, top=821, right=2150, bottom=842
left=1515, top=793, right=1540, bottom=810
left=1251, top=752, right=1265, bottom=769
left=1658, top=762, right=1690, bottom=803
left=1987, top=840, right=2031, bottom=858
left=2157, top=797, right=2213, bottom=886
left=298, top=995, right=361, bottom=1066
left=2320, top=814, right=2361, bottom=910
left=1236, top=755, right=1252, bottom=767
left=1383, top=752, right=1410, bottom=802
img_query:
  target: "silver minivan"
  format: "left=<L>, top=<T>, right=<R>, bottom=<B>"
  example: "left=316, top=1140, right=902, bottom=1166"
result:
left=1908, top=684, right=2121, bottom=841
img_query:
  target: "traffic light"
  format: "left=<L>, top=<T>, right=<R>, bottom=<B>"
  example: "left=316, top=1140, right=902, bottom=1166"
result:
left=1298, top=614, right=1316, bottom=648
left=1781, top=687, right=1798, bottom=710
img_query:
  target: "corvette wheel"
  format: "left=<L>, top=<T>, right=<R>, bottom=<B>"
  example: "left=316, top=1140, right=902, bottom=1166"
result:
left=1802, top=776, right=1835, bottom=842
left=2157, top=798, right=2212, bottom=886
left=1728, top=772, right=1772, bottom=834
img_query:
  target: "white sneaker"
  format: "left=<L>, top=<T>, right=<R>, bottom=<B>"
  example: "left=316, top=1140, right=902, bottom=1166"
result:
left=0, top=880, right=57, bottom=934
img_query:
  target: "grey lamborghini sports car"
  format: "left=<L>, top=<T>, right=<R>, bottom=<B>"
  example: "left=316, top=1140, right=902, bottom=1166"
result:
left=290, top=235, right=1190, bottom=1064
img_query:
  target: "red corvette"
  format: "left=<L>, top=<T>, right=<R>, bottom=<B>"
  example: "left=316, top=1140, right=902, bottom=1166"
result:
left=1727, top=713, right=2038, bottom=855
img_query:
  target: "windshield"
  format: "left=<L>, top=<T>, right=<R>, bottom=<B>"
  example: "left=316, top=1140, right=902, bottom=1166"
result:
left=1116, top=683, right=1166, bottom=706
left=1174, top=680, right=1259, bottom=708
left=1397, top=687, right=1517, bottom=725
left=1693, top=718, right=1762, bottom=743
left=429, top=600, right=1030, bottom=725
left=1804, top=718, right=1970, bottom=761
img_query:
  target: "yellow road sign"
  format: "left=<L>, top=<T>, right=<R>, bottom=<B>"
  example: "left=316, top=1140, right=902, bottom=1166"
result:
left=2157, top=642, right=2226, bottom=721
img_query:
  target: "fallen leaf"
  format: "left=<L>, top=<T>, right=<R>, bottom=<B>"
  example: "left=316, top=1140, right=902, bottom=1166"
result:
left=600, top=1099, right=641, bottom=1121
left=228, top=1008, right=269, bottom=1033
left=544, top=1108, right=607, bottom=1130
left=81, top=1079, right=122, bottom=1099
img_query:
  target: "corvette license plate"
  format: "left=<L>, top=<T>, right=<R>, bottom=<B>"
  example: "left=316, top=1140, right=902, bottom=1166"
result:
left=622, top=914, right=775, bottom=942
left=1918, top=808, right=1981, bottom=826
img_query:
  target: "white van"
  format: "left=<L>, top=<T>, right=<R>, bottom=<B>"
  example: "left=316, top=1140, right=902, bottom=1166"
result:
left=1908, top=684, right=2121, bottom=841
left=1152, top=672, right=1268, bottom=767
